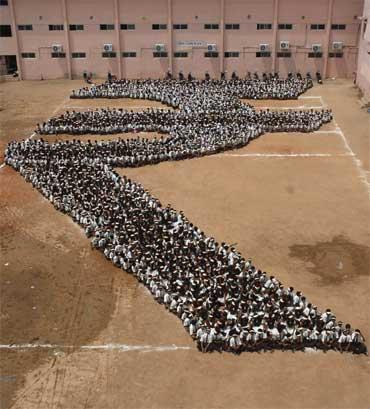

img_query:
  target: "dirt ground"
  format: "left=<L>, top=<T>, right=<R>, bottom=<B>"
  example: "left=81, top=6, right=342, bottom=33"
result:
left=0, top=78, right=370, bottom=409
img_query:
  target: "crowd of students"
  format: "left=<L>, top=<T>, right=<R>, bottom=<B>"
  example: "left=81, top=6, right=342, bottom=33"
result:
left=37, top=107, right=332, bottom=138
left=5, top=76, right=366, bottom=355
left=71, top=74, right=313, bottom=103
left=37, top=76, right=332, bottom=163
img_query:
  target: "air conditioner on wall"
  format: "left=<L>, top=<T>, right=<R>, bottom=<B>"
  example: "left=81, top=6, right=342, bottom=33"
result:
left=332, top=41, right=343, bottom=50
left=207, top=44, right=217, bottom=51
left=103, top=43, right=113, bottom=52
left=259, top=44, right=269, bottom=51
left=280, top=41, right=290, bottom=50
left=154, top=44, right=166, bottom=52
left=312, top=44, right=322, bottom=53
left=52, top=44, right=63, bottom=52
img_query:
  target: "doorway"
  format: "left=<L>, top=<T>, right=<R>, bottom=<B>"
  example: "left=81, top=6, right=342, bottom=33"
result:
left=0, top=55, right=17, bottom=74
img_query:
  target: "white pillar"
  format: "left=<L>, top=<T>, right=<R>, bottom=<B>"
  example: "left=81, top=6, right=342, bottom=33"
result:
left=114, top=0, right=122, bottom=79
left=220, top=0, right=225, bottom=76
left=272, top=0, right=279, bottom=73
left=323, top=0, right=334, bottom=79
left=61, top=0, right=72, bottom=79
left=354, top=17, right=364, bottom=84
left=168, top=0, right=173, bottom=75
left=9, top=0, right=22, bottom=79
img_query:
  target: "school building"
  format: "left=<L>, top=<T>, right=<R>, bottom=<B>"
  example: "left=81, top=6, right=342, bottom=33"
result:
left=0, top=0, right=368, bottom=85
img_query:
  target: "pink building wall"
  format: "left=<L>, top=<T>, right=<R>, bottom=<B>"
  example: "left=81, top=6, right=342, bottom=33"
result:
left=120, top=0, right=169, bottom=78
left=0, top=1, right=17, bottom=57
left=67, top=0, right=118, bottom=80
left=16, top=0, right=67, bottom=79
left=357, top=0, right=370, bottom=100
left=223, top=0, right=274, bottom=76
left=328, top=0, right=362, bottom=78
left=172, top=0, right=222, bottom=78
left=0, top=0, right=364, bottom=80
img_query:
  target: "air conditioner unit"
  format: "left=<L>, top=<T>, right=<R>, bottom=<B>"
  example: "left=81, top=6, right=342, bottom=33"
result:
left=103, top=43, right=113, bottom=52
left=280, top=41, right=290, bottom=50
left=312, top=44, right=322, bottom=53
left=259, top=44, right=269, bottom=51
left=207, top=44, right=217, bottom=51
left=332, top=41, right=343, bottom=50
left=154, top=44, right=166, bottom=52
left=52, top=44, right=63, bottom=52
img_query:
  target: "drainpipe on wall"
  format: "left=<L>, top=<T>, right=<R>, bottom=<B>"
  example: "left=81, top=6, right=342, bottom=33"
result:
left=272, top=0, right=279, bottom=74
left=220, top=0, right=225, bottom=76
left=61, top=0, right=72, bottom=79
left=323, top=0, right=334, bottom=79
left=168, top=0, right=173, bottom=76
left=9, top=0, right=22, bottom=79
left=114, top=0, right=122, bottom=79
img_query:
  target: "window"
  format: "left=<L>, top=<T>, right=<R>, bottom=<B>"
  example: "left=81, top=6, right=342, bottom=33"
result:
left=174, top=51, right=188, bottom=57
left=122, top=51, right=136, bottom=57
left=102, top=51, right=116, bottom=57
left=152, top=24, right=167, bottom=30
left=331, top=24, right=346, bottom=30
left=225, top=24, right=240, bottom=30
left=71, top=52, right=86, bottom=58
left=310, top=24, right=325, bottom=30
left=278, top=23, right=293, bottom=30
left=257, top=23, right=272, bottom=30
left=51, top=52, right=66, bottom=58
left=0, top=25, right=12, bottom=37
left=153, top=51, right=168, bottom=57
left=69, top=24, right=84, bottom=31
left=18, top=25, right=33, bottom=31
left=204, top=51, right=219, bottom=57
left=100, top=24, right=114, bottom=30
left=21, top=52, right=36, bottom=58
left=308, top=52, right=323, bottom=58
left=204, top=24, right=219, bottom=29
left=277, top=51, right=292, bottom=57
left=256, top=51, right=271, bottom=57
left=0, top=0, right=9, bottom=5
left=329, top=52, right=343, bottom=58
left=173, top=24, right=188, bottom=30
left=121, top=24, right=135, bottom=30
left=224, top=51, right=239, bottom=57
left=49, top=24, right=64, bottom=31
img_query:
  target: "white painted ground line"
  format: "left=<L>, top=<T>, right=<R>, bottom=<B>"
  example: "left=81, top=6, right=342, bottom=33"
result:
left=0, top=151, right=349, bottom=170
left=0, top=344, right=191, bottom=353
left=217, top=153, right=354, bottom=158
left=256, top=106, right=324, bottom=110
left=319, top=96, right=328, bottom=108
left=332, top=119, right=370, bottom=196
left=313, top=130, right=342, bottom=134
left=298, top=96, right=322, bottom=99
left=297, top=95, right=327, bottom=107
left=0, top=343, right=328, bottom=355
